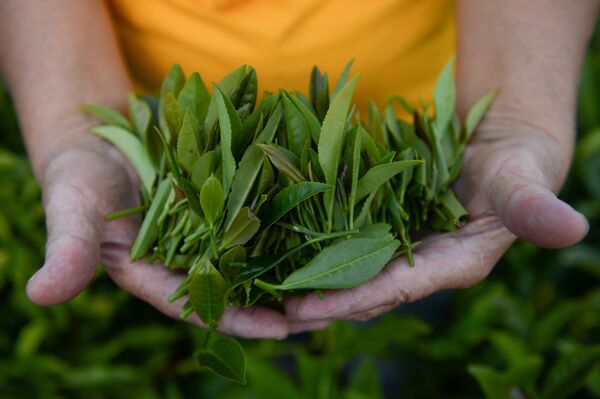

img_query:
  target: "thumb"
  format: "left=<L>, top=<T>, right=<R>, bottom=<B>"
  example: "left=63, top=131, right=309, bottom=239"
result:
left=27, top=179, right=102, bottom=305
left=491, top=155, right=588, bottom=249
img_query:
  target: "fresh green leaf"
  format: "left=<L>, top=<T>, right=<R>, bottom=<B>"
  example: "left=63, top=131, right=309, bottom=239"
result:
left=189, top=260, right=228, bottom=328
left=178, top=72, right=210, bottom=123
left=331, top=59, right=355, bottom=100
left=130, top=179, right=172, bottom=261
left=82, top=104, right=132, bottom=131
left=464, top=90, right=497, bottom=141
left=191, top=150, right=216, bottom=189
left=176, top=108, right=201, bottom=173
left=318, top=74, right=360, bottom=229
left=200, top=174, right=224, bottom=227
left=127, top=93, right=152, bottom=140
left=433, top=57, right=456, bottom=132
left=356, top=160, right=422, bottom=203
left=160, top=63, right=185, bottom=99
left=213, top=85, right=239, bottom=196
left=267, top=237, right=399, bottom=290
left=91, top=125, right=155, bottom=193
left=224, top=105, right=283, bottom=230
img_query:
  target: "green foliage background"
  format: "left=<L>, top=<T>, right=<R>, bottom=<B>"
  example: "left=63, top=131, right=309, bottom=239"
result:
left=1, top=31, right=599, bottom=399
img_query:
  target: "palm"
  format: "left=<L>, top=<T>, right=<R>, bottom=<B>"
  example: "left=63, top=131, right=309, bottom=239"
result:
left=286, top=117, right=588, bottom=322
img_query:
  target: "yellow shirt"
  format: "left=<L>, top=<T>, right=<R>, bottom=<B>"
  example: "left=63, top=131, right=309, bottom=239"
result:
left=108, top=0, right=454, bottom=110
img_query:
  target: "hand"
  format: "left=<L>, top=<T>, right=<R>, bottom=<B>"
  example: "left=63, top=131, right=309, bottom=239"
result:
left=285, top=115, right=589, bottom=322
left=25, top=135, right=325, bottom=338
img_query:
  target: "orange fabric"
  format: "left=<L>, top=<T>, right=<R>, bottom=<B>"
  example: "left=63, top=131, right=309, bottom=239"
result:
left=108, top=0, right=455, bottom=110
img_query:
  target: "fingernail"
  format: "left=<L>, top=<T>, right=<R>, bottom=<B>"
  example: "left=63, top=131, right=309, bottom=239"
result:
left=27, top=268, right=42, bottom=286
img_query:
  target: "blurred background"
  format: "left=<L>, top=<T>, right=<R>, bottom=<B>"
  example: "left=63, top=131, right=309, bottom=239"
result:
left=1, top=25, right=599, bottom=399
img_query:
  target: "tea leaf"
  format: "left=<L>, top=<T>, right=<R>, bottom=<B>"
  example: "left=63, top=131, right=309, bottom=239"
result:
left=310, top=67, right=330, bottom=121
left=191, top=151, right=216, bottom=189
left=355, top=160, right=422, bottom=203
left=219, top=246, right=247, bottom=277
left=257, top=144, right=305, bottom=182
left=177, top=108, right=201, bottom=173
left=82, top=104, right=132, bottom=131
left=160, top=92, right=183, bottom=144
left=197, top=337, right=246, bottom=385
left=200, top=174, right=224, bottom=227
left=130, top=179, right=172, bottom=261
left=433, top=57, right=456, bottom=132
left=160, top=63, right=185, bottom=99
left=260, top=182, right=333, bottom=231
left=189, top=260, right=228, bottom=328
left=319, top=74, right=360, bottom=186
left=349, top=131, right=362, bottom=229
left=91, top=125, right=155, bottom=193
left=268, top=237, right=399, bottom=290
left=127, top=93, right=152, bottom=141
left=224, top=105, right=283, bottom=230
left=318, top=74, right=359, bottom=229
left=331, top=59, right=355, bottom=100
left=178, top=72, right=210, bottom=123
left=231, top=231, right=355, bottom=288
left=465, top=90, right=497, bottom=141
left=285, top=92, right=321, bottom=143
left=213, top=85, right=239, bottom=197
left=221, top=207, right=260, bottom=250
left=283, top=92, right=310, bottom=156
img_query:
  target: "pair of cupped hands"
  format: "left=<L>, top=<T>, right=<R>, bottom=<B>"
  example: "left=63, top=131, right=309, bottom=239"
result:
left=26, top=98, right=588, bottom=339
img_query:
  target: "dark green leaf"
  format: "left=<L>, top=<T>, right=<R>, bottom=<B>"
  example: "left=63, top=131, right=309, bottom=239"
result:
left=189, top=260, right=228, bottom=328
left=221, top=207, right=260, bottom=250
left=283, top=92, right=310, bottom=156
left=543, top=346, right=600, bottom=399
left=257, top=143, right=305, bottom=182
left=197, top=337, right=246, bottom=385
left=260, top=182, right=333, bottom=231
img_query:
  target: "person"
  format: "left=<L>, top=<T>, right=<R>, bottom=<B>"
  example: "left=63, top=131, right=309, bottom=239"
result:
left=0, top=0, right=596, bottom=339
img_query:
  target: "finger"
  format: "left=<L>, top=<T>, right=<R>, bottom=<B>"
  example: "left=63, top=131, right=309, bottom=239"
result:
left=27, top=180, right=102, bottom=305
left=101, top=245, right=289, bottom=339
left=491, top=155, right=589, bottom=248
left=287, top=215, right=514, bottom=322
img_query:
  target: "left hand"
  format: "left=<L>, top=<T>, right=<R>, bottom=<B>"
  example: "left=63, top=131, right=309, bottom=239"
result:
left=285, top=113, right=588, bottom=322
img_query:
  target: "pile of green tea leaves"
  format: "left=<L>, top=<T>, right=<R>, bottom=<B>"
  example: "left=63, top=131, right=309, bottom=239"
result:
left=84, top=59, right=494, bottom=383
